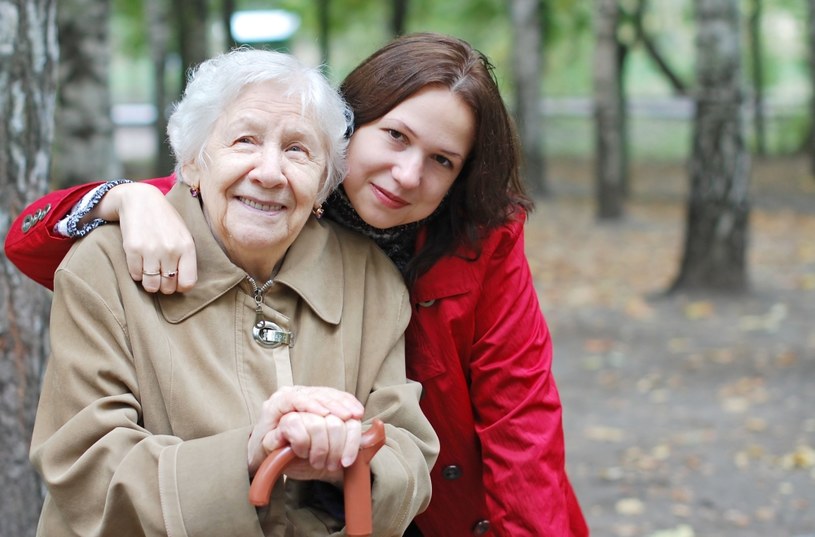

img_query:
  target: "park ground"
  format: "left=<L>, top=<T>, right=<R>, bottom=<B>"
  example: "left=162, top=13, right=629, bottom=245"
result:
left=527, top=156, right=815, bottom=537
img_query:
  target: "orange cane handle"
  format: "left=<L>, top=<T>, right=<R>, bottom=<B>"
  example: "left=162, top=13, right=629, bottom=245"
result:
left=249, top=445, right=297, bottom=506
left=247, top=418, right=387, bottom=533
left=344, top=419, right=386, bottom=537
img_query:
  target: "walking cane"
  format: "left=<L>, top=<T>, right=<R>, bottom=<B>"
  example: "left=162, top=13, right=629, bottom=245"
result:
left=249, top=419, right=386, bottom=537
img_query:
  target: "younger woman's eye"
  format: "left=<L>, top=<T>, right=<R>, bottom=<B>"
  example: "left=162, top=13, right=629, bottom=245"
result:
left=433, top=155, right=453, bottom=168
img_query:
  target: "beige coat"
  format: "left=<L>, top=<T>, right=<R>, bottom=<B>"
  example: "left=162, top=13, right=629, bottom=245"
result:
left=30, top=183, right=438, bottom=537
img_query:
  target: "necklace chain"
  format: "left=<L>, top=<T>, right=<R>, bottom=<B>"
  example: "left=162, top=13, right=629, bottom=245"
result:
left=246, top=275, right=276, bottom=307
left=246, top=274, right=293, bottom=348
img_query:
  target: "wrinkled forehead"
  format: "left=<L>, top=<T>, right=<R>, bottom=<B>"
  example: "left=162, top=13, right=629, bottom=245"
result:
left=218, top=82, right=322, bottom=138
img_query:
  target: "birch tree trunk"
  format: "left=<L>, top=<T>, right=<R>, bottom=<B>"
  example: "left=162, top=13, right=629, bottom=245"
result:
left=0, top=1, right=58, bottom=534
left=593, top=0, right=624, bottom=218
left=53, top=0, right=118, bottom=187
left=808, top=0, right=815, bottom=175
left=672, top=0, right=750, bottom=293
left=510, top=0, right=548, bottom=196
left=748, top=0, right=766, bottom=156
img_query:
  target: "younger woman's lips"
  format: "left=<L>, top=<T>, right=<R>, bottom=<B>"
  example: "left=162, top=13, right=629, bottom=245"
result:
left=371, top=184, right=408, bottom=208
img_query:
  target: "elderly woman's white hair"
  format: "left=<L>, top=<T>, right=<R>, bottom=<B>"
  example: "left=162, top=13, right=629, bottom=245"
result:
left=167, top=48, right=352, bottom=204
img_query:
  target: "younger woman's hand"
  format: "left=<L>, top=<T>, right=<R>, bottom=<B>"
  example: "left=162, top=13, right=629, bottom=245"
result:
left=101, top=182, right=198, bottom=294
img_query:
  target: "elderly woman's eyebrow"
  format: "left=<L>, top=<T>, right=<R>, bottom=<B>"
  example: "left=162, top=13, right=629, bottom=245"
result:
left=229, top=114, right=320, bottom=140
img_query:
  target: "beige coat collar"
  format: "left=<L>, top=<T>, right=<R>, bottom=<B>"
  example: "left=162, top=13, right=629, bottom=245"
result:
left=158, top=183, right=344, bottom=325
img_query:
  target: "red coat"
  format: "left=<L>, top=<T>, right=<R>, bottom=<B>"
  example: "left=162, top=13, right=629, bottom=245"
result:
left=6, top=176, right=588, bottom=537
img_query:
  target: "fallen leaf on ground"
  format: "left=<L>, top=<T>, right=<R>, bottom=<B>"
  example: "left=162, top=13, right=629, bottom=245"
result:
left=616, top=497, right=645, bottom=515
left=647, top=525, right=695, bottom=537
left=584, top=425, right=625, bottom=442
left=779, top=445, right=815, bottom=469
left=683, top=300, right=714, bottom=320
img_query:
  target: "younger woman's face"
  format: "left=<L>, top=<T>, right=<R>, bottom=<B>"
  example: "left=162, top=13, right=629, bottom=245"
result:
left=343, top=86, right=475, bottom=229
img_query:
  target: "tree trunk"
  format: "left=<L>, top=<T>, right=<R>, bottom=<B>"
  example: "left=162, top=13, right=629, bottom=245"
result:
left=808, top=0, right=815, bottom=175
left=749, top=0, right=766, bottom=156
left=593, top=0, right=625, bottom=219
left=221, top=0, right=237, bottom=50
left=617, top=39, right=630, bottom=197
left=510, top=0, right=548, bottom=197
left=146, top=0, right=174, bottom=176
left=672, top=0, right=750, bottom=293
left=392, top=0, right=408, bottom=36
left=317, top=0, right=330, bottom=67
left=0, top=1, right=58, bottom=535
left=173, top=0, right=210, bottom=93
left=53, top=0, right=119, bottom=188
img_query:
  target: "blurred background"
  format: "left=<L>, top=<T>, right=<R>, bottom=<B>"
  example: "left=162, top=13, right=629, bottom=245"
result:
left=2, top=1, right=814, bottom=536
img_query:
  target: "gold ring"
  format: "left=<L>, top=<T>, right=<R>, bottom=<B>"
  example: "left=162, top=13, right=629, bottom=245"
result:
left=161, top=271, right=178, bottom=278
left=142, top=269, right=161, bottom=276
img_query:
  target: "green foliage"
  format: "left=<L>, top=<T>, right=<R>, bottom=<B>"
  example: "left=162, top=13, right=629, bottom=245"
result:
left=111, top=0, right=147, bottom=58
left=543, top=0, right=592, bottom=43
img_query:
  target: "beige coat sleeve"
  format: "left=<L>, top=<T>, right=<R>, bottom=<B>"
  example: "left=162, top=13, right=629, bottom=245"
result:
left=30, top=267, right=267, bottom=537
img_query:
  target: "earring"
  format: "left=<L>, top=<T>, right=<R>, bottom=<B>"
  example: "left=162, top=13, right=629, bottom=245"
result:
left=312, top=205, right=324, bottom=219
left=189, top=185, right=200, bottom=198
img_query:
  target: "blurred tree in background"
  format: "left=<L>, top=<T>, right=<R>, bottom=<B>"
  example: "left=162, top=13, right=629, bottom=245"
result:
left=673, top=0, right=750, bottom=293
left=53, top=0, right=119, bottom=188
left=0, top=1, right=58, bottom=534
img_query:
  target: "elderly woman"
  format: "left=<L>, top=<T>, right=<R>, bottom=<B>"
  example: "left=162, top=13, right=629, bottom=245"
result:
left=29, top=49, right=437, bottom=537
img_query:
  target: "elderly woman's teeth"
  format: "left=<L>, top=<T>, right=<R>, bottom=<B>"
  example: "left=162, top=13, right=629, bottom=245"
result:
left=240, top=197, right=280, bottom=211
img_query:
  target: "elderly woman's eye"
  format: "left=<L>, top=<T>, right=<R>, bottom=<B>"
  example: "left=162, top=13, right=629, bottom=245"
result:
left=286, top=143, right=309, bottom=155
left=234, top=136, right=254, bottom=145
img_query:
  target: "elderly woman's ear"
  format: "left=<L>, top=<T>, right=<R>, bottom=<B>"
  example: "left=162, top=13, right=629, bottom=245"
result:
left=176, top=164, right=200, bottom=192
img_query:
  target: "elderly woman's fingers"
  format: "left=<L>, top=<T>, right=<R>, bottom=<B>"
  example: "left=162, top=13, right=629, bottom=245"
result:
left=249, top=387, right=364, bottom=476
left=339, top=417, right=362, bottom=468
left=271, top=413, right=362, bottom=474
left=266, top=386, right=364, bottom=423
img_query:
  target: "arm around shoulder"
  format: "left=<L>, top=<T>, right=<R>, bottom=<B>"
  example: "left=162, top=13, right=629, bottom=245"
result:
left=5, top=182, right=106, bottom=289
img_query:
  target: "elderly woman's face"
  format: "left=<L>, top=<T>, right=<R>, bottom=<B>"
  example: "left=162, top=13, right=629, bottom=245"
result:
left=185, top=81, right=327, bottom=277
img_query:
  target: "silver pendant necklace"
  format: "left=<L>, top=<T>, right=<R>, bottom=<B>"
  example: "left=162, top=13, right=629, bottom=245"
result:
left=246, top=274, right=293, bottom=348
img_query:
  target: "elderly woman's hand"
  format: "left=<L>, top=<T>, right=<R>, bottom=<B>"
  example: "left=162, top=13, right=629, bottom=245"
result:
left=247, top=386, right=365, bottom=480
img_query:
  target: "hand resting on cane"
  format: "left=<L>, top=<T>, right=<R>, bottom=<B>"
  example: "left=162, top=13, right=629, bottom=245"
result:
left=247, top=386, right=364, bottom=484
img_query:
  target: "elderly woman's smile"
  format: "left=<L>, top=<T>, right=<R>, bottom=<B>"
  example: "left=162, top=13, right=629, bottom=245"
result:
left=238, top=197, right=285, bottom=212
left=184, top=81, right=327, bottom=280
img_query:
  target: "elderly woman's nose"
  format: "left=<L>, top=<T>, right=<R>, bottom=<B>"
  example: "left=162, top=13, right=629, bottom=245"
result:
left=251, top=146, right=286, bottom=185
left=392, top=152, right=423, bottom=188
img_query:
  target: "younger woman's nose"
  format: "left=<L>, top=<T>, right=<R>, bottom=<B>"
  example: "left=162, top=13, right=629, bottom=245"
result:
left=392, top=151, right=423, bottom=188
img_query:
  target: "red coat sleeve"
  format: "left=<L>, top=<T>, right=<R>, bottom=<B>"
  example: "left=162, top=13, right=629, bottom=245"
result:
left=4, top=176, right=176, bottom=290
left=470, top=218, right=588, bottom=536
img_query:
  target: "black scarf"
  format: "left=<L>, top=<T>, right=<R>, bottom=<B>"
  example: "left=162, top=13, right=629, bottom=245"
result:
left=323, top=187, right=420, bottom=274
